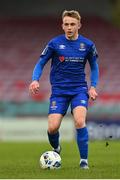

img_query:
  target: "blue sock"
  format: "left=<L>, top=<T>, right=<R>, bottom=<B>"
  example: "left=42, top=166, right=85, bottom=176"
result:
left=76, top=127, right=89, bottom=159
left=47, top=131, right=59, bottom=149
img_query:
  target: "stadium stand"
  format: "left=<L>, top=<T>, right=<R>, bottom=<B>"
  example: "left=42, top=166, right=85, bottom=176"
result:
left=0, top=17, right=120, bottom=106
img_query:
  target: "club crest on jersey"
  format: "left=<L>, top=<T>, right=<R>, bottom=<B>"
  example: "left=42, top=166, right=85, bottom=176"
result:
left=79, top=43, right=86, bottom=51
left=59, top=44, right=66, bottom=49
left=51, top=101, right=57, bottom=110
left=59, top=56, right=65, bottom=62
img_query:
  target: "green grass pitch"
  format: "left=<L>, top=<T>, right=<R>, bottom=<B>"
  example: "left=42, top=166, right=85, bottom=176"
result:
left=0, top=141, right=120, bottom=179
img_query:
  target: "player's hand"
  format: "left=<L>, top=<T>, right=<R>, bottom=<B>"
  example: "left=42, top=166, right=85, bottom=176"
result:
left=29, top=80, right=40, bottom=95
left=88, top=86, right=98, bottom=101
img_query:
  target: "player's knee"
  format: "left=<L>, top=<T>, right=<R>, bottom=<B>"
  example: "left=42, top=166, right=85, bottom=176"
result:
left=75, top=119, right=85, bottom=128
left=48, top=125, right=59, bottom=134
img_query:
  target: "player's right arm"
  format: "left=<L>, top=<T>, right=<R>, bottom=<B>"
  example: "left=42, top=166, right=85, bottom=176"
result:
left=29, top=41, right=54, bottom=95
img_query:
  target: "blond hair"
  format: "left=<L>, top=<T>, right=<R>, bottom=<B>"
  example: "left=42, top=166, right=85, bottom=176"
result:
left=62, top=10, right=81, bottom=21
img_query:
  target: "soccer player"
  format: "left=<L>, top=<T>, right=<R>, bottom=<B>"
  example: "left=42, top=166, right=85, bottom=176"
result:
left=29, top=10, right=99, bottom=169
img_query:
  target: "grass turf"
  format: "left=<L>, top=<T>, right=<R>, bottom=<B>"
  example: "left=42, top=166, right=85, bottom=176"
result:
left=0, top=141, right=120, bottom=179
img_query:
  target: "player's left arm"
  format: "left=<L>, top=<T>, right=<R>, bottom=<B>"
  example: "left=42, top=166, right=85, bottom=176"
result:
left=87, top=44, right=99, bottom=100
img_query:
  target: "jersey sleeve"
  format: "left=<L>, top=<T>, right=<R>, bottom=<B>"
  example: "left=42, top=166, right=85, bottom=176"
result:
left=87, top=44, right=99, bottom=87
left=32, top=41, right=54, bottom=81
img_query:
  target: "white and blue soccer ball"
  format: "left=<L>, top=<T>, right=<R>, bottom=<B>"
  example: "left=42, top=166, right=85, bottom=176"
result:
left=39, top=151, right=61, bottom=169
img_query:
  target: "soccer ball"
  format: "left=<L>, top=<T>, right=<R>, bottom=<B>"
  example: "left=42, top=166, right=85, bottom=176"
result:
left=39, top=151, right=61, bottom=169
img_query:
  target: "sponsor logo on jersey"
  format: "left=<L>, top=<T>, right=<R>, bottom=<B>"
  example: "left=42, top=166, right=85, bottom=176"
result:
left=79, top=43, right=86, bottom=51
left=65, top=57, right=84, bottom=62
left=59, top=44, right=66, bottom=49
left=59, top=56, right=65, bottom=62
left=51, top=101, right=58, bottom=110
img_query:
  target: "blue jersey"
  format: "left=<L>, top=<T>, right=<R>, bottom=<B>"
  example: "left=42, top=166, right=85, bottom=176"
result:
left=32, top=34, right=99, bottom=95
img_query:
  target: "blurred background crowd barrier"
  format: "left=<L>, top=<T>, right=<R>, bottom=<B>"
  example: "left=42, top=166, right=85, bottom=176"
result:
left=0, top=0, right=120, bottom=141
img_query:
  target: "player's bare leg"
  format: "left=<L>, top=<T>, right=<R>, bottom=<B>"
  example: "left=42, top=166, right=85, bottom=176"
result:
left=48, top=114, right=63, bottom=133
left=47, top=113, right=63, bottom=154
left=73, top=106, right=89, bottom=169
left=73, top=106, right=87, bottom=128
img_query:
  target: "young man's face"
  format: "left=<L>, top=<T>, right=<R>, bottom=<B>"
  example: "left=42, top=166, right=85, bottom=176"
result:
left=62, top=16, right=81, bottom=40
